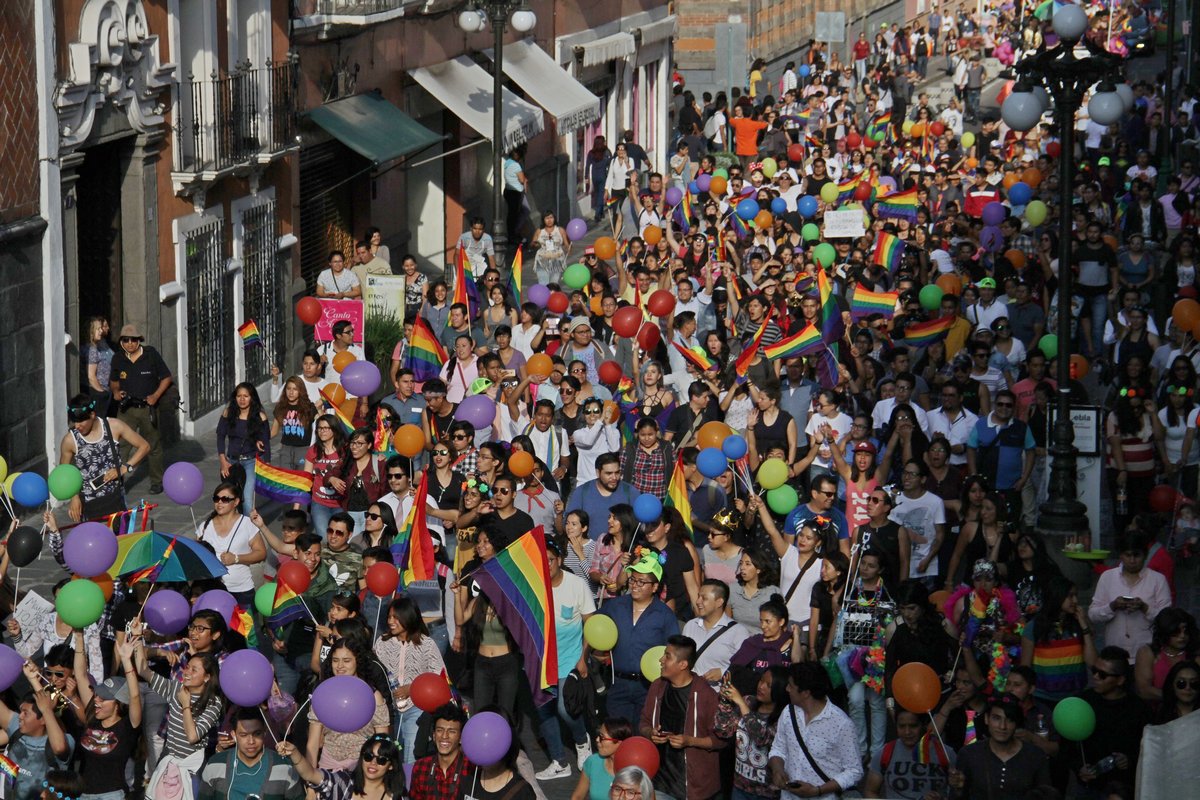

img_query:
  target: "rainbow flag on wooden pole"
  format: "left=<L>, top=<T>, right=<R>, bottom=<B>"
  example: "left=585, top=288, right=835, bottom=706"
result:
left=237, top=320, right=262, bottom=349
left=253, top=459, right=313, bottom=504
left=871, top=231, right=905, bottom=274
left=733, top=316, right=770, bottom=380
left=664, top=455, right=694, bottom=534
left=403, top=316, right=448, bottom=382
left=508, top=245, right=523, bottom=305
left=392, top=472, right=437, bottom=585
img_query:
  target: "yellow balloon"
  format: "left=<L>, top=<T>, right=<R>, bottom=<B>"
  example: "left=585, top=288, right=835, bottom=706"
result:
left=961, top=131, right=976, bottom=148
left=3, top=472, right=20, bottom=497
left=641, top=645, right=666, bottom=682
left=762, top=157, right=778, bottom=178
left=820, top=182, right=839, bottom=204
left=0, top=456, right=7, bottom=484
left=902, top=120, right=915, bottom=135
left=584, top=615, right=618, bottom=651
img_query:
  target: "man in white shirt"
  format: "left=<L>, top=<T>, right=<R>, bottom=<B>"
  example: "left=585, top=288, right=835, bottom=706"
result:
left=927, top=383, right=978, bottom=466
left=682, top=580, right=750, bottom=688
left=871, top=372, right=930, bottom=436
left=965, top=277, right=1009, bottom=330
left=889, top=460, right=946, bottom=582
left=769, top=662, right=864, bottom=799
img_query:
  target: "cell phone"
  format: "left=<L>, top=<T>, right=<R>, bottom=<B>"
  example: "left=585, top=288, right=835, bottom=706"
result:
left=1121, top=596, right=1136, bottom=602
left=88, top=474, right=109, bottom=492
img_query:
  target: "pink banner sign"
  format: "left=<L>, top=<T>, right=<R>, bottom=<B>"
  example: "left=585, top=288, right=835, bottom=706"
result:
left=314, top=299, right=365, bottom=344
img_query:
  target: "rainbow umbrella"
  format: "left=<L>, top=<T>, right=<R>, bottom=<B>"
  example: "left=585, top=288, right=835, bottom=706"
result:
left=108, top=531, right=228, bottom=583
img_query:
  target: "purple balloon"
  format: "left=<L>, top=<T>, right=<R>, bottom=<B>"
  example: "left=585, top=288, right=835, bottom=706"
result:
left=312, top=675, right=377, bottom=733
left=664, top=186, right=683, bottom=206
left=193, top=589, right=237, bottom=621
left=63, top=522, right=118, bottom=577
left=163, top=461, right=204, bottom=506
left=527, top=284, right=551, bottom=307
left=695, top=173, right=712, bottom=192
left=219, top=649, right=274, bottom=707
left=456, top=395, right=496, bottom=430
left=980, top=225, right=1004, bottom=252
left=0, top=645, right=23, bottom=692
left=341, top=360, right=381, bottom=397
left=462, top=711, right=513, bottom=767
left=981, top=201, right=1007, bottom=227
left=144, top=589, right=192, bottom=636
left=566, top=217, right=588, bottom=241
left=878, top=176, right=897, bottom=190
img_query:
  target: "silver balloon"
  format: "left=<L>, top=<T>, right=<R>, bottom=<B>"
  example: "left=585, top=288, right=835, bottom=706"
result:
left=1002, top=92, right=1044, bottom=132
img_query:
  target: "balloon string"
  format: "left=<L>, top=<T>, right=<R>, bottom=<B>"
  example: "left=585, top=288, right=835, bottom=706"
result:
left=12, top=567, right=19, bottom=607
left=926, top=711, right=951, bottom=764
left=259, top=706, right=280, bottom=746
left=189, top=508, right=199, bottom=536
left=283, top=694, right=312, bottom=743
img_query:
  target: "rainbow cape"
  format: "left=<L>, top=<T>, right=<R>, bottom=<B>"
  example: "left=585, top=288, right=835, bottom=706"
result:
left=392, top=471, right=437, bottom=585
left=664, top=455, right=694, bottom=534
left=873, top=188, right=920, bottom=223
left=850, top=284, right=898, bottom=321
left=836, top=173, right=862, bottom=204
left=403, top=316, right=448, bottom=383
left=253, top=458, right=313, bottom=504
left=899, top=315, right=955, bottom=348
left=871, top=231, right=905, bottom=274
left=508, top=245, right=523, bottom=306
left=319, top=386, right=356, bottom=433
left=471, top=525, right=559, bottom=702
left=672, top=342, right=717, bottom=373
left=763, top=323, right=823, bottom=359
left=734, top=316, right=770, bottom=380
left=237, top=320, right=262, bottom=349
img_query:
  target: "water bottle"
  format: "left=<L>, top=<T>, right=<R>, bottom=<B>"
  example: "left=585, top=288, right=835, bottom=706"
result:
left=1035, top=713, right=1049, bottom=738
left=1116, top=486, right=1128, bottom=516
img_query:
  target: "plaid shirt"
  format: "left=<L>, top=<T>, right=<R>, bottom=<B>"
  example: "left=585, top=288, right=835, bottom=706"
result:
left=1009, top=232, right=1038, bottom=262
left=451, top=446, right=478, bottom=477
left=622, top=444, right=668, bottom=499
left=408, top=752, right=472, bottom=800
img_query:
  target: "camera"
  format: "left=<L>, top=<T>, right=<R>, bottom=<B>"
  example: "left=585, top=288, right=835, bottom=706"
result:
left=1095, top=755, right=1118, bottom=775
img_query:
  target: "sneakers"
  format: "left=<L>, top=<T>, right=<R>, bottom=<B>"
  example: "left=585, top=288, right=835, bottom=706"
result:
left=575, top=740, right=593, bottom=769
left=534, top=760, right=572, bottom=780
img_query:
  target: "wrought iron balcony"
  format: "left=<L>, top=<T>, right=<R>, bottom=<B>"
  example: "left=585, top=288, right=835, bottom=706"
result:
left=291, top=0, right=410, bottom=38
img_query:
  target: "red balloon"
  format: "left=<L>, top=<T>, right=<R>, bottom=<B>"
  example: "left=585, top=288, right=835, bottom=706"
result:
left=1149, top=484, right=1180, bottom=513
left=411, top=672, right=453, bottom=713
left=598, top=360, right=623, bottom=385
left=614, top=736, right=660, bottom=777
left=612, top=306, right=643, bottom=338
left=277, top=560, right=312, bottom=595
left=929, top=121, right=945, bottom=136
left=854, top=182, right=872, bottom=201
left=365, top=562, right=399, bottom=597
left=1045, top=141, right=1062, bottom=158
left=637, top=321, right=661, bottom=351
left=846, top=131, right=862, bottom=149
left=787, top=143, right=805, bottom=162
left=547, top=291, right=569, bottom=314
left=647, top=289, right=676, bottom=318
left=864, top=135, right=878, bottom=149
left=296, top=297, right=322, bottom=325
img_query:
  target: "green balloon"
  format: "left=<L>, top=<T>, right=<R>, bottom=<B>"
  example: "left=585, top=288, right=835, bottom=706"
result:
left=56, top=580, right=105, bottom=629
left=767, top=484, right=799, bottom=515
left=757, top=458, right=789, bottom=490
left=1038, top=333, right=1058, bottom=361
left=562, top=263, right=591, bottom=290
left=714, top=168, right=729, bottom=179
left=1052, top=696, right=1096, bottom=741
left=813, top=242, right=836, bottom=268
left=254, top=582, right=278, bottom=618
left=1025, top=200, right=1048, bottom=226
left=802, top=223, right=821, bottom=241
left=47, top=464, right=83, bottom=501
left=919, top=284, right=944, bottom=311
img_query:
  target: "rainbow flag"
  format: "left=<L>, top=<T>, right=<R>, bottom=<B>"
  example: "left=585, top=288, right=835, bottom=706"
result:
left=672, top=191, right=693, bottom=233
left=451, top=245, right=480, bottom=318
left=471, top=525, right=559, bottom=702
left=871, top=231, right=905, bottom=274
left=672, top=342, right=717, bottom=373
left=664, top=455, right=694, bottom=534
left=403, top=316, right=448, bottom=383
left=615, top=376, right=638, bottom=445
left=818, top=268, right=844, bottom=355
left=814, top=346, right=841, bottom=389
left=851, top=284, right=898, bottom=321
left=914, top=732, right=949, bottom=766
left=764, top=323, right=823, bottom=359
left=728, top=211, right=749, bottom=240
left=899, top=315, right=955, bottom=348
left=393, top=472, right=436, bottom=585
left=604, top=193, right=621, bottom=208
left=0, top=753, right=19, bottom=781
left=253, top=458, right=313, bottom=504
left=873, top=188, right=920, bottom=223
left=836, top=173, right=862, bottom=204
left=267, top=577, right=306, bottom=627
left=372, top=407, right=395, bottom=456
left=319, top=386, right=356, bottom=433
left=1031, top=637, right=1089, bottom=697
left=237, top=320, right=262, bottom=349
left=734, top=316, right=770, bottom=380
left=508, top=245, right=523, bottom=306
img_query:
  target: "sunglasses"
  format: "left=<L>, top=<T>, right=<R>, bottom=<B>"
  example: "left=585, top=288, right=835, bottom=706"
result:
left=452, top=434, right=470, bottom=440
left=44, top=670, right=70, bottom=679
left=119, top=336, right=143, bottom=343
left=813, top=489, right=835, bottom=497
left=1091, top=667, right=1120, bottom=679
left=387, top=472, right=408, bottom=480
left=432, top=449, right=450, bottom=456
left=213, top=495, right=238, bottom=504
left=362, top=751, right=392, bottom=765
left=494, top=487, right=513, bottom=495
left=326, top=527, right=349, bottom=536
left=1176, top=678, right=1200, bottom=690
left=364, top=512, right=383, bottom=521
left=868, top=496, right=888, bottom=504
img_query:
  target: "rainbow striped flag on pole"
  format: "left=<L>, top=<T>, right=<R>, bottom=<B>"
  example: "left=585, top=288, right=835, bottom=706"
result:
left=664, top=456, right=694, bottom=534
left=392, top=472, right=437, bottom=585
left=867, top=112, right=892, bottom=142
left=871, top=231, right=905, bottom=274
left=672, top=342, right=718, bottom=373
left=818, top=268, right=844, bottom=355
left=763, top=323, right=824, bottom=359
left=319, top=386, right=356, bottom=433
left=403, top=316, right=448, bottom=382
left=266, top=578, right=307, bottom=627
left=836, top=173, right=862, bottom=204
left=733, top=316, right=770, bottom=380
left=253, top=459, right=313, bottom=504
left=899, top=315, right=955, bottom=348
left=471, top=526, right=559, bottom=702
left=850, top=284, right=899, bottom=320
left=508, top=245, right=523, bottom=306
left=237, top=320, right=262, bottom=349
left=873, top=188, right=920, bottom=223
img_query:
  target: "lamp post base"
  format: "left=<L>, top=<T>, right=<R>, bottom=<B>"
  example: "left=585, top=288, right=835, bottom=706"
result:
left=1037, top=496, right=1089, bottom=536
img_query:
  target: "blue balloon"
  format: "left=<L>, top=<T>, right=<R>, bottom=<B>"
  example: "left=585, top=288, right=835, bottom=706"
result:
left=696, top=448, right=728, bottom=479
left=721, top=434, right=749, bottom=460
left=1007, top=181, right=1033, bottom=206
left=799, top=64, right=811, bottom=77
left=770, top=197, right=788, bottom=215
left=633, top=493, right=663, bottom=524
left=688, top=180, right=701, bottom=195
left=736, top=198, right=760, bottom=221
left=11, top=473, right=48, bottom=508
left=798, top=196, right=819, bottom=218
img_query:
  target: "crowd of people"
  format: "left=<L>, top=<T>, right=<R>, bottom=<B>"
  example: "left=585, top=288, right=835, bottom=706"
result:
left=15, top=1, right=1200, bottom=800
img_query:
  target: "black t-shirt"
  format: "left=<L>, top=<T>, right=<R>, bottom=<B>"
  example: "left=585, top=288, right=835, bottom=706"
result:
left=654, top=541, right=696, bottom=618
left=109, top=345, right=171, bottom=399
left=655, top=683, right=690, bottom=798
left=482, top=509, right=535, bottom=545
left=856, top=521, right=903, bottom=594
left=79, top=716, right=136, bottom=793
left=460, top=774, right=537, bottom=800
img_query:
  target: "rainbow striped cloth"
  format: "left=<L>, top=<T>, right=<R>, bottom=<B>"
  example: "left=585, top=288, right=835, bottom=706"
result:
left=818, top=268, right=844, bottom=355
left=403, top=316, right=448, bottom=383
left=763, top=323, right=824, bottom=359
left=867, top=112, right=891, bottom=141
left=665, top=455, right=694, bottom=534
left=672, top=191, right=693, bottom=233
left=913, top=732, right=950, bottom=765
left=253, top=458, right=313, bottom=504
left=850, top=284, right=898, bottom=321
left=836, top=173, right=862, bottom=204
left=734, top=316, right=770, bottom=380
left=393, top=472, right=437, bottom=585
left=237, top=320, right=262, bottom=349
left=508, top=245, right=523, bottom=306
left=267, top=577, right=306, bottom=627
left=871, top=231, right=905, bottom=274
left=319, top=386, right=356, bottom=433
left=672, top=342, right=717, bottom=373
left=728, top=211, right=750, bottom=240
left=873, top=188, right=920, bottom=223
left=471, top=525, right=559, bottom=703
left=899, top=315, right=954, bottom=348
left=0, top=753, right=19, bottom=781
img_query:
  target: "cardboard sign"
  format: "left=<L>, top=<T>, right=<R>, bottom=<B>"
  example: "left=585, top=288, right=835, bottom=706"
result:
left=314, top=299, right=365, bottom=343
left=365, top=275, right=407, bottom=323
left=823, top=209, right=866, bottom=239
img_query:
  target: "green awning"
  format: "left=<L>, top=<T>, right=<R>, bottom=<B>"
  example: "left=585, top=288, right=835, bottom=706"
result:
left=306, top=92, right=441, bottom=164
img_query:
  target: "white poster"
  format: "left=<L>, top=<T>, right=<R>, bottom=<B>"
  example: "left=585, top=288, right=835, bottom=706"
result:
left=823, top=209, right=866, bottom=239
left=365, top=274, right=407, bottom=323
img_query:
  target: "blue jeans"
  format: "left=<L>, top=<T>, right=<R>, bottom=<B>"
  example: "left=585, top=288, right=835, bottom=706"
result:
left=395, top=705, right=422, bottom=764
left=234, top=454, right=257, bottom=514
left=428, top=621, right=449, bottom=656
left=848, top=681, right=888, bottom=761
left=309, top=503, right=337, bottom=538
left=606, top=677, right=649, bottom=729
left=536, top=677, right=589, bottom=763
left=1084, top=292, right=1108, bottom=359
left=272, top=652, right=311, bottom=696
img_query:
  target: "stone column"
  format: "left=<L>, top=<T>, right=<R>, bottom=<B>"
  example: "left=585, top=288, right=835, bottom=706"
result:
left=121, top=131, right=166, bottom=349
left=60, top=151, right=85, bottom=398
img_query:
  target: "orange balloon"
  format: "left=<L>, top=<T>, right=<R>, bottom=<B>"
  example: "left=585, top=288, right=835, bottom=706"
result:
left=1002, top=173, right=1019, bottom=191
left=710, top=175, right=728, bottom=195
left=589, top=295, right=604, bottom=315
left=508, top=450, right=535, bottom=478
left=754, top=210, right=774, bottom=229
left=1022, top=167, right=1042, bottom=187
left=643, top=225, right=663, bottom=245
left=911, top=122, right=926, bottom=138
left=1069, top=354, right=1090, bottom=379
left=1173, top=299, right=1200, bottom=331
left=697, top=421, right=734, bottom=450
left=965, top=157, right=979, bottom=169
left=339, top=397, right=359, bottom=419
left=74, top=573, right=114, bottom=602
left=594, top=237, right=618, bottom=261
left=603, top=400, right=620, bottom=425
left=935, top=273, right=963, bottom=297
left=1102, top=234, right=1119, bottom=251
left=527, top=353, right=553, bottom=379
left=394, top=424, right=425, bottom=458
left=323, top=384, right=347, bottom=408
left=332, top=351, right=356, bottom=374
left=929, top=589, right=951, bottom=611
left=893, top=662, right=942, bottom=713
left=1004, top=249, right=1026, bottom=269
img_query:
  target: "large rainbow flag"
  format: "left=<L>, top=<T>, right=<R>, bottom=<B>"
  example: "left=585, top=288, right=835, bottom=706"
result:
left=471, top=526, right=559, bottom=701
left=392, top=472, right=437, bottom=585
left=850, top=284, right=898, bottom=321
left=763, top=323, right=823, bottom=359
left=734, top=316, right=770, bottom=380
left=672, top=342, right=717, bottom=373
left=664, top=455, right=694, bottom=534
left=672, top=191, right=693, bottom=234
left=403, top=316, right=448, bottom=383
left=873, top=188, right=920, bottom=223
left=253, top=459, right=313, bottom=504
left=871, top=231, right=905, bottom=274
left=899, top=315, right=955, bottom=348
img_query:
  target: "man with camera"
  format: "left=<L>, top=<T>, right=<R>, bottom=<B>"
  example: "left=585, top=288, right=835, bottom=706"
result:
left=108, top=323, right=173, bottom=495
left=60, top=394, right=151, bottom=520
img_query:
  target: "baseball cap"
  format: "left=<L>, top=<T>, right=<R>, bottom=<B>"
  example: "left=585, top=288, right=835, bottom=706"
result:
left=853, top=440, right=878, bottom=456
left=468, top=377, right=494, bottom=395
left=1098, top=156, right=1111, bottom=166
left=978, top=277, right=997, bottom=289
left=94, top=676, right=131, bottom=704
left=626, top=549, right=663, bottom=582
left=584, top=246, right=596, bottom=256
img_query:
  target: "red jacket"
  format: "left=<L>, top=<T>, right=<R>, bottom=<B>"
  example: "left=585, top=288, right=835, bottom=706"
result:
left=640, top=675, right=726, bottom=799
left=963, top=185, right=1002, bottom=219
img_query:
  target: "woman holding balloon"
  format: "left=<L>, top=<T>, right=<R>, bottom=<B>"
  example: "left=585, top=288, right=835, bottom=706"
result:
left=375, top=596, right=446, bottom=764
left=307, top=637, right=390, bottom=769
left=279, top=734, right=406, bottom=800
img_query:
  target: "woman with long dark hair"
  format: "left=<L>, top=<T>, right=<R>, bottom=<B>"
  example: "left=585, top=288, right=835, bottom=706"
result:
left=1156, top=660, right=1200, bottom=723
left=307, top=637, right=390, bottom=769
left=1106, top=386, right=1162, bottom=531
left=303, top=413, right=349, bottom=535
left=338, top=427, right=388, bottom=533
left=280, top=733, right=406, bottom=800
left=1156, top=383, right=1199, bottom=495
left=714, top=665, right=791, bottom=800
left=72, top=634, right=141, bottom=798
left=421, top=279, right=450, bottom=331
left=271, top=375, right=319, bottom=470
left=1020, top=576, right=1096, bottom=701
left=591, top=504, right=638, bottom=600
left=1004, top=530, right=1063, bottom=619
left=885, top=580, right=956, bottom=684
left=455, top=530, right=520, bottom=715
left=1134, top=607, right=1200, bottom=702
left=352, top=501, right=398, bottom=551
left=809, top=551, right=851, bottom=659
left=216, top=381, right=270, bottom=513
left=376, top=596, right=446, bottom=763
left=196, top=479, right=265, bottom=606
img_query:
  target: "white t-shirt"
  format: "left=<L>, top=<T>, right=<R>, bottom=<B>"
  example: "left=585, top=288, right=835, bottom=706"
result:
left=804, top=412, right=853, bottom=470
left=316, top=268, right=360, bottom=296
left=780, top=548, right=823, bottom=627
left=1158, top=406, right=1200, bottom=465
left=553, top=572, right=596, bottom=674
left=197, top=515, right=258, bottom=593
left=889, top=491, right=946, bottom=579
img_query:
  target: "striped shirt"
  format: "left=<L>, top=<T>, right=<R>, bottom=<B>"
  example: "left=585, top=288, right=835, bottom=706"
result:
left=146, top=672, right=224, bottom=759
left=374, top=634, right=446, bottom=713
left=1105, top=414, right=1156, bottom=476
